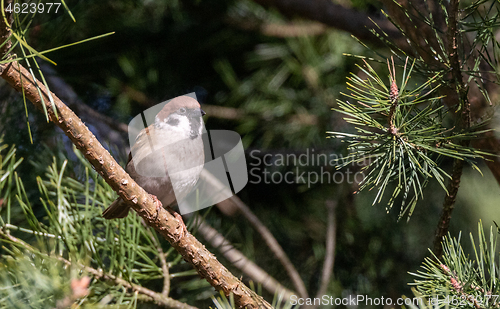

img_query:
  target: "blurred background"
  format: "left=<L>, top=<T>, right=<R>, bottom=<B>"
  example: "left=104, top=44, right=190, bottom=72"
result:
left=1, top=0, right=499, bottom=307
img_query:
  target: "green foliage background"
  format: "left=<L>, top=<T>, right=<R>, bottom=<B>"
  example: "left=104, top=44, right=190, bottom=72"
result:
left=1, top=0, right=500, bottom=307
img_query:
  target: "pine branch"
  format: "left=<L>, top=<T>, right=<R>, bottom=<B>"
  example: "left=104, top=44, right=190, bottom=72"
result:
left=381, top=0, right=500, bottom=189
left=412, top=221, right=500, bottom=308
left=0, top=228, right=197, bottom=309
left=433, top=0, right=471, bottom=257
left=0, top=61, right=271, bottom=309
left=252, top=0, right=500, bottom=185
left=433, top=158, right=464, bottom=258
left=42, top=55, right=305, bottom=303
left=329, top=57, right=489, bottom=219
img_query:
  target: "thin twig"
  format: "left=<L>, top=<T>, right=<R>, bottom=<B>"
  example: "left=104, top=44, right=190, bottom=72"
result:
left=145, top=226, right=170, bottom=296
left=200, top=170, right=309, bottom=299
left=312, top=200, right=337, bottom=306
left=0, top=227, right=196, bottom=309
left=195, top=218, right=295, bottom=300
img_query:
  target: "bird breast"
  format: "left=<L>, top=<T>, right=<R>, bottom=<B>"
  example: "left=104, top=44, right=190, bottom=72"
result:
left=127, top=127, right=205, bottom=207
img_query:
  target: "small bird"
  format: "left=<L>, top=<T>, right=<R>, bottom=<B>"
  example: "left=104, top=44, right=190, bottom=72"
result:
left=102, top=95, right=206, bottom=227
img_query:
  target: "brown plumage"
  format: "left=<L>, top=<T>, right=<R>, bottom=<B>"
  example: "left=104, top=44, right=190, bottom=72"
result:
left=102, top=95, right=205, bottom=219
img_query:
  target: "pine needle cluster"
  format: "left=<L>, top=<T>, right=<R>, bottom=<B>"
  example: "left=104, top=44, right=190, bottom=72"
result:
left=328, top=57, right=491, bottom=219
left=411, top=221, right=500, bottom=308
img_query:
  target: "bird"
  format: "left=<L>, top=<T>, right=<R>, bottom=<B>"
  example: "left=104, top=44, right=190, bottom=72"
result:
left=102, top=95, right=206, bottom=229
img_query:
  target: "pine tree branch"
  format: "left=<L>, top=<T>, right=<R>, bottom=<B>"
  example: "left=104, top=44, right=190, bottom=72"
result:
left=0, top=61, right=271, bottom=308
left=433, top=0, right=470, bottom=258
left=433, top=158, right=464, bottom=258
left=379, top=0, right=447, bottom=65
left=0, top=228, right=197, bottom=309
left=34, top=62, right=308, bottom=301
left=381, top=0, right=500, bottom=188
left=277, top=0, right=500, bottom=187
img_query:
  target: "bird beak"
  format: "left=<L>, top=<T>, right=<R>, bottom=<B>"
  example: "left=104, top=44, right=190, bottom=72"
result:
left=200, top=109, right=206, bottom=116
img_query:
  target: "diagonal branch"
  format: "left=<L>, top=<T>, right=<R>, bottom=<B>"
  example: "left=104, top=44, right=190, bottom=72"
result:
left=200, top=170, right=309, bottom=299
left=195, top=218, right=295, bottom=300
left=41, top=61, right=299, bottom=303
left=0, top=60, right=272, bottom=308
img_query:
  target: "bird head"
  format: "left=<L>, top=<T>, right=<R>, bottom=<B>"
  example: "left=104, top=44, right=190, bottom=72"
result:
left=154, top=96, right=206, bottom=140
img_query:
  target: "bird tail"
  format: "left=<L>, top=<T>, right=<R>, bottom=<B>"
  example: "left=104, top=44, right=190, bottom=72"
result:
left=102, top=198, right=131, bottom=219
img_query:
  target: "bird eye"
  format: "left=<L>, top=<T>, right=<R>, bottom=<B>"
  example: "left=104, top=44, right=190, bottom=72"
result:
left=179, top=108, right=187, bottom=114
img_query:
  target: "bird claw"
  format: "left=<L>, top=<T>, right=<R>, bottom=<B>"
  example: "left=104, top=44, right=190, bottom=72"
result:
left=150, top=195, right=187, bottom=239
